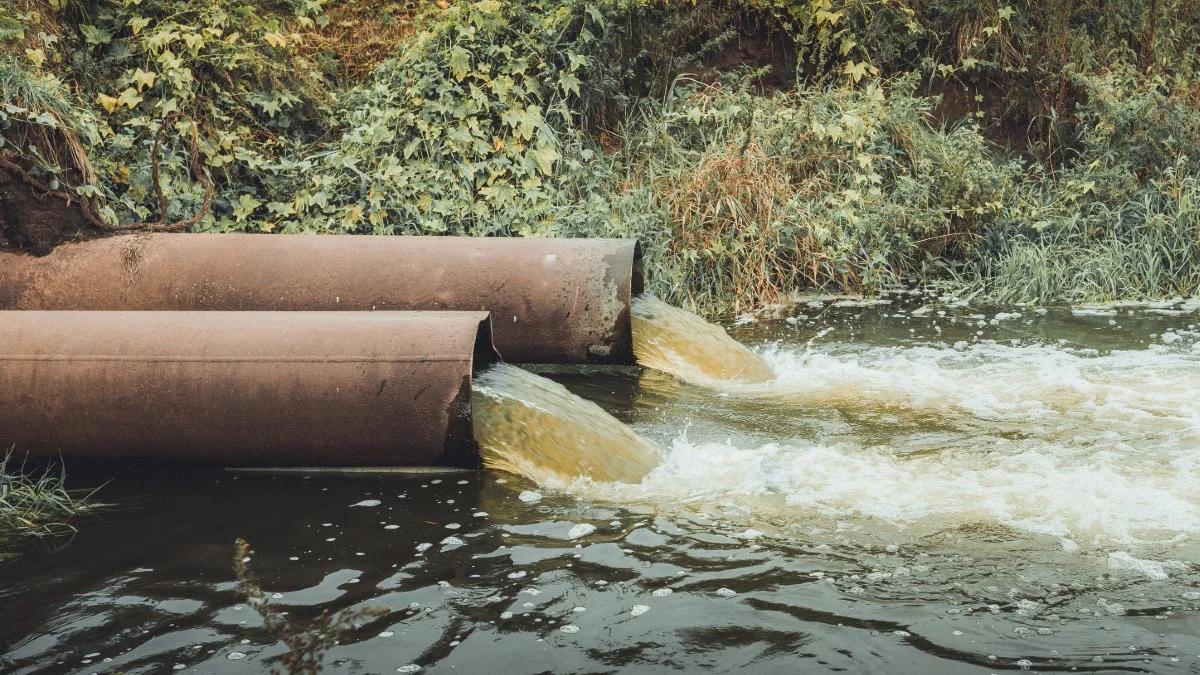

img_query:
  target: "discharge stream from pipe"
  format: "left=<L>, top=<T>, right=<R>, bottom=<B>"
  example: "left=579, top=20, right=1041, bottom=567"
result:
left=470, top=363, right=661, bottom=485
left=630, top=293, right=775, bottom=385
left=584, top=319, right=1200, bottom=550
left=470, top=295, right=781, bottom=484
left=474, top=298, right=1200, bottom=553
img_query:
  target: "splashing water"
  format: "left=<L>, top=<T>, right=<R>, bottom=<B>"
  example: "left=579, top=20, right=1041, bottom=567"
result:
left=470, top=363, right=660, bottom=485
left=631, top=293, right=775, bottom=385
left=579, top=330, right=1200, bottom=549
left=6, top=306, right=1200, bottom=675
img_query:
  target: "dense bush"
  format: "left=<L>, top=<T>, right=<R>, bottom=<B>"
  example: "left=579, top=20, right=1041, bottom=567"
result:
left=975, top=67, right=1200, bottom=302
left=3, top=0, right=1199, bottom=312
left=563, top=76, right=1020, bottom=311
left=2, top=0, right=333, bottom=228
left=286, top=0, right=611, bottom=235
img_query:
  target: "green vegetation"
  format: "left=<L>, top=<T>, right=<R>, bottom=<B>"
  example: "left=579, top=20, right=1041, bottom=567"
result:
left=3, top=0, right=1199, bottom=312
left=0, top=451, right=99, bottom=558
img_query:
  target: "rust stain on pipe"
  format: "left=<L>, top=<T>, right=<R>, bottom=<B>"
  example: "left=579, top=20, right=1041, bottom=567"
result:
left=0, top=311, right=498, bottom=467
left=0, top=234, right=643, bottom=364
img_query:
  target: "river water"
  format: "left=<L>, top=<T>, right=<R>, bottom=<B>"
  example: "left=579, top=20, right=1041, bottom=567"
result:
left=3, top=296, right=1200, bottom=673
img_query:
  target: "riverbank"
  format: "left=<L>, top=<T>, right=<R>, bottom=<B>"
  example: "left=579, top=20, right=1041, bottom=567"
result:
left=3, top=1, right=1198, bottom=314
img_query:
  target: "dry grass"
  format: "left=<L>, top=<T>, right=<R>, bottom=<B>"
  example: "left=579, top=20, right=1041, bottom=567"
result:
left=654, top=138, right=852, bottom=312
left=296, top=0, right=427, bottom=80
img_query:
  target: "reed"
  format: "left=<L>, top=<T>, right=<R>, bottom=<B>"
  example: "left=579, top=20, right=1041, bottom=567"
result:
left=0, top=449, right=100, bottom=556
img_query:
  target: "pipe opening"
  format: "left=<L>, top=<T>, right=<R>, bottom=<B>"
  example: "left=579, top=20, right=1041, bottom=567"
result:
left=1, top=311, right=501, bottom=469
left=439, top=313, right=502, bottom=470
left=631, top=240, right=645, bottom=296
left=471, top=316, right=502, bottom=372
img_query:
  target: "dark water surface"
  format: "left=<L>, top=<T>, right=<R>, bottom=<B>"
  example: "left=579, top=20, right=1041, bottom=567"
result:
left=3, top=298, right=1200, bottom=674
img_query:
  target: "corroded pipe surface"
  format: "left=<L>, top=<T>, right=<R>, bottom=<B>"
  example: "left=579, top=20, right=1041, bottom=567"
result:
left=0, top=311, right=497, bottom=466
left=0, top=234, right=643, bottom=363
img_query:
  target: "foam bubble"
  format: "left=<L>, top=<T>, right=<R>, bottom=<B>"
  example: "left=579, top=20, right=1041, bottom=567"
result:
left=573, top=338, right=1200, bottom=548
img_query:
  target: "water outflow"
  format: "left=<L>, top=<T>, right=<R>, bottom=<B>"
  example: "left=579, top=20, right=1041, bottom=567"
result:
left=584, top=329, right=1200, bottom=548
left=470, top=364, right=660, bottom=485
left=631, top=294, right=775, bottom=385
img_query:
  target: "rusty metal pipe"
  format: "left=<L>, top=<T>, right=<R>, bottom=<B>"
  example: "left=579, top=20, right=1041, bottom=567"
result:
left=0, top=234, right=643, bottom=364
left=0, top=311, right=498, bottom=466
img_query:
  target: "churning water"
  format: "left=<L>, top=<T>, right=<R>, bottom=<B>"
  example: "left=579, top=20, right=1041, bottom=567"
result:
left=586, top=335, right=1200, bottom=547
left=469, top=293, right=775, bottom=485
left=3, top=298, right=1200, bottom=674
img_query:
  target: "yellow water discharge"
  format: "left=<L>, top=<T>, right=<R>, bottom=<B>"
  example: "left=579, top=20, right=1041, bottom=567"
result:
left=470, top=363, right=660, bottom=485
left=632, top=294, right=775, bottom=384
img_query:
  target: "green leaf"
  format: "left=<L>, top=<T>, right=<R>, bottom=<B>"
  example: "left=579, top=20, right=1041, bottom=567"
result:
left=845, top=61, right=871, bottom=83
left=233, top=194, right=262, bottom=222
left=528, top=144, right=559, bottom=176
left=116, top=87, right=143, bottom=110
left=80, top=24, right=112, bottom=46
left=559, top=72, right=580, bottom=97
left=490, top=74, right=515, bottom=99
left=257, top=98, right=281, bottom=117
left=448, top=45, right=471, bottom=82
left=129, top=16, right=151, bottom=35
left=585, top=4, right=604, bottom=25
left=131, top=68, right=157, bottom=91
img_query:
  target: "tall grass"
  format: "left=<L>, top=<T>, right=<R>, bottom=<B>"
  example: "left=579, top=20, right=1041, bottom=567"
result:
left=559, top=69, right=1200, bottom=313
left=0, top=450, right=100, bottom=557
left=979, top=174, right=1200, bottom=303
left=561, top=75, right=1020, bottom=313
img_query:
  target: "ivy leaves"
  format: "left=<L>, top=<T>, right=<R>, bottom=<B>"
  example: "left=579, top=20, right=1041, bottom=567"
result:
left=297, top=0, right=610, bottom=236
left=448, top=45, right=471, bottom=81
left=44, top=0, right=337, bottom=229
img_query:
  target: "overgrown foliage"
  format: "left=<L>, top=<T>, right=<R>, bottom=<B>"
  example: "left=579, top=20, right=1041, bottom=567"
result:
left=574, top=75, right=1021, bottom=311
left=974, top=66, right=1200, bottom=302
left=3, top=0, right=1199, bottom=311
left=287, top=0, right=613, bottom=235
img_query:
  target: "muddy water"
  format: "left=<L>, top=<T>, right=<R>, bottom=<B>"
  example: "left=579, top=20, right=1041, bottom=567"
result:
left=470, top=363, right=659, bottom=485
left=631, top=293, right=775, bottom=384
left=3, top=298, right=1200, bottom=674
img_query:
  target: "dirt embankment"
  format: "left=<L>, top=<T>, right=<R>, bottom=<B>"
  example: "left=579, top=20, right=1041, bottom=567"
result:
left=0, top=163, right=96, bottom=255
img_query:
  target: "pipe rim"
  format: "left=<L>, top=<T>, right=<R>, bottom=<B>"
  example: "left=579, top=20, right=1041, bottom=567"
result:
left=439, top=313, right=502, bottom=470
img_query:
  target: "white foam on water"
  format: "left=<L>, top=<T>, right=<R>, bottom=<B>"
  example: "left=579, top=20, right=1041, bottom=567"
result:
left=571, top=337, right=1200, bottom=549
left=1108, top=551, right=1187, bottom=580
left=751, top=338, right=1200, bottom=431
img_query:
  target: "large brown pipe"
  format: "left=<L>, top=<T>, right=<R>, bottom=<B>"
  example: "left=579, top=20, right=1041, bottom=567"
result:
left=0, top=311, right=498, bottom=466
left=0, top=234, right=643, bottom=364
